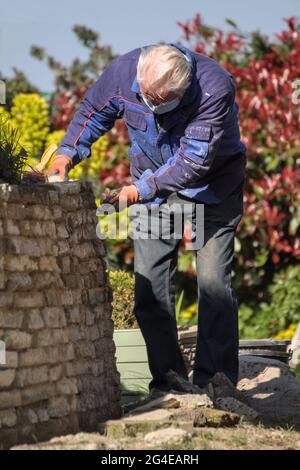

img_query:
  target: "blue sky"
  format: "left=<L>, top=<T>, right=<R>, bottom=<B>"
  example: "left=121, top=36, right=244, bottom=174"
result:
left=1, top=0, right=299, bottom=91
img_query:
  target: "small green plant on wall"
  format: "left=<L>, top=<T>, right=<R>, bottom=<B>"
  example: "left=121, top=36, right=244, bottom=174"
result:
left=0, top=116, right=28, bottom=184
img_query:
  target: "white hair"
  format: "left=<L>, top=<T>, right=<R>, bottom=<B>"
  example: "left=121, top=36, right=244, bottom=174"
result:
left=137, top=44, right=192, bottom=101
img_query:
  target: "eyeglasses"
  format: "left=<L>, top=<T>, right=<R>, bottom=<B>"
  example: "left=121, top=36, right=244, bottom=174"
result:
left=142, top=92, right=180, bottom=106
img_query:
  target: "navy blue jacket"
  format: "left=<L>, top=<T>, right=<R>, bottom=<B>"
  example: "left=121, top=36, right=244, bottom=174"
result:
left=57, top=43, right=246, bottom=205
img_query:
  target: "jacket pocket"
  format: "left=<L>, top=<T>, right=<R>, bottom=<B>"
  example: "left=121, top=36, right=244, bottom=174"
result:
left=125, top=109, right=147, bottom=131
left=129, top=150, right=158, bottom=175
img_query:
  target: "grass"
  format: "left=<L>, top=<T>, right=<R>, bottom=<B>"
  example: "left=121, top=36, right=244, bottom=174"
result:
left=136, top=424, right=300, bottom=451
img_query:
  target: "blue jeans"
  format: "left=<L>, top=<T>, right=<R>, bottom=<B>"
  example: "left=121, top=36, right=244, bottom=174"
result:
left=129, top=182, right=244, bottom=391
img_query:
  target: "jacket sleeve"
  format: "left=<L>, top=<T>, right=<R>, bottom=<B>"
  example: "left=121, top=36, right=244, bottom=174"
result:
left=56, top=58, right=122, bottom=165
left=133, top=88, right=235, bottom=202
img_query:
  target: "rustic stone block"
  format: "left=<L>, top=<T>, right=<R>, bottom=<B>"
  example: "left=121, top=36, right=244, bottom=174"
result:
left=4, top=331, right=32, bottom=350
left=0, top=409, right=17, bottom=428
left=26, top=205, right=52, bottom=221
left=68, top=325, right=86, bottom=342
left=0, top=309, right=23, bottom=329
left=56, top=378, right=78, bottom=396
left=56, top=224, right=70, bottom=239
left=14, top=291, right=44, bottom=308
left=85, top=309, right=95, bottom=326
left=27, top=309, right=45, bottom=330
left=5, top=219, right=20, bottom=236
left=49, top=365, right=63, bottom=382
left=29, top=272, right=63, bottom=290
left=44, top=289, right=62, bottom=306
left=73, top=242, right=95, bottom=259
left=4, top=255, right=39, bottom=272
left=15, top=366, right=48, bottom=388
left=6, top=203, right=25, bottom=220
left=57, top=240, right=69, bottom=256
left=64, top=306, right=82, bottom=324
left=87, top=326, right=100, bottom=342
left=93, top=240, right=107, bottom=257
left=51, top=205, right=63, bottom=220
left=57, top=256, right=71, bottom=273
left=88, top=288, right=105, bottom=305
left=47, top=191, right=59, bottom=205
left=0, top=391, right=21, bottom=409
left=6, top=272, right=32, bottom=291
left=0, top=272, right=5, bottom=289
left=74, top=341, right=96, bottom=359
left=35, top=328, right=69, bottom=347
left=42, top=307, right=66, bottom=328
left=1, top=351, right=18, bottom=369
left=21, top=383, right=56, bottom=406
left=39, top=256, right=59, bottom=272
left=0, top=184, right=20, bottom=202
left=19, top=220, right=56, bottom=238
left=26, top=409, right=38, bottom=424
left=61, top=290, right=75, bottom=306
left=0, top=292, right=13, bottom=307
left=19, top=346, right=59, bottom=367
left=62, top=274, right=80, bottom=289
left=0, top=369, right=15, bottom=388
left=6, top=237, right=40, bottom=256
left=47, top=396, right=70, bottom=418
left=59, top=344, right=75, bottom=362
left=36, top=408, right=49, bottom=423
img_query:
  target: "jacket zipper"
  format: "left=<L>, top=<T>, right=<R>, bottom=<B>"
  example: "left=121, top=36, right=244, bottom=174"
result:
left=154, top=115, right=165, bottom=165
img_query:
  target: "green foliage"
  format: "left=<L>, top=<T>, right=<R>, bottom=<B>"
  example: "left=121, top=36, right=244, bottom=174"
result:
left=0, top=115, right=28, bottom=183
left=175, top=290, right=184, bottom=317
left=109, top=270, right=138, bottom=330
left=239, top=264, right=300, bottom=339
left=45, top=130, right=66, bottom=150
left=178, top=302, right=198, bottom=326
left=178, top=264, right=300, bottom=336
left=10, top=93, right=50, bottom=163
left=68, top=136, right=108, bottom=194
left=0, top=69, right=39, bottom=110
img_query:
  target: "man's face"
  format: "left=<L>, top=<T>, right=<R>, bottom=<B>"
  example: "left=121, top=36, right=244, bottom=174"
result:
left=140, top=84, right=179, bottom=106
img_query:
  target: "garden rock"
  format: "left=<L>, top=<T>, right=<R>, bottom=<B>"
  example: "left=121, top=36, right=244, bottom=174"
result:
left=193, top=407, right=241, bottom=427
left=289, top=322, right=300, bottom=368
left=144, top=427, right=191, bottom=446
left=11, top=433, right=107, bottom=451
left=238, top=355, right=300, bottom=426
left=216, top=397, right=259, bottom=422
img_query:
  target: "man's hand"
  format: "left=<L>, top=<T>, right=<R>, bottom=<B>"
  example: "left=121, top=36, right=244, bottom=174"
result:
left=101, top=185, right=140, bottom=209
left=47, top=154, right=72, bottom=181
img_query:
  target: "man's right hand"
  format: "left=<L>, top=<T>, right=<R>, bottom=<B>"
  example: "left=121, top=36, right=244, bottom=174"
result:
left=47, top=154, right=72, bottom=181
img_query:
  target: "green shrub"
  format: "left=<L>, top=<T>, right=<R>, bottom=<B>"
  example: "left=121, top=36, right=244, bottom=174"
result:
left=239, top=264, right=300, bottom=339
left=109, top=270, right=138, bottom=329
left=0, top=116, right=28, bottom=183
left=10, top=93, right=50, bottom=163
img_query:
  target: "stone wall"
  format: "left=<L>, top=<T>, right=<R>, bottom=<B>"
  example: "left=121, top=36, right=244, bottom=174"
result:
left=0, top=181, right=121, bottom=448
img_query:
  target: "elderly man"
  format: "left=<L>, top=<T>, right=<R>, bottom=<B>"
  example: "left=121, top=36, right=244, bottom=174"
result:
left=48, top=43, right=246, bottom=394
